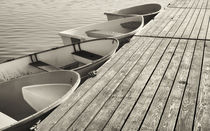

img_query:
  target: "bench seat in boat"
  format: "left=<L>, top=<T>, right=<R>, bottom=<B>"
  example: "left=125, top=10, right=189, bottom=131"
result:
left=72, top=50, right=102, bottom=64
left=30, top=61, right=59, bottom=71
left=0, top=112, right=17, bottom=129
left=86, top=30, right=123, bottom=38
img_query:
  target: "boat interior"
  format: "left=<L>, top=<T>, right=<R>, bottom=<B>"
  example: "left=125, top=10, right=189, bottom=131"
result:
left=0, top=39, right=118, bottom=81
left=0, top=71, right=78, bottom=129
left=116, top=4, right=161, bottom=15
left=29, top=39, right=114, bottom=72
left=59, top=16, right=143, bottom=42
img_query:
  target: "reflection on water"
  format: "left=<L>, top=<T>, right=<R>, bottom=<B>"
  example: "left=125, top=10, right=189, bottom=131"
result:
left=0, top=0, right=170, bottom=61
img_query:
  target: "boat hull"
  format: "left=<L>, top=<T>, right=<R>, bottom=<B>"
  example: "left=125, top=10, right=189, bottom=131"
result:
left=0, top=71, right=80, bottom=131
left=104, top=3, right=161, bottom=25
left=0, top=38, right=119, bottom=82
left=59, top=16, right=143, bottom=45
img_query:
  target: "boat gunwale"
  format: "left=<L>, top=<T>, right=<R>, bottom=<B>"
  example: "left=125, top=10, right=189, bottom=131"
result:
left=0, top=38, right=119, bottom=72
left=104, top=3, right=162, bottom=17
left=59, top=16, right=144, bottom=41
left=1, top=70, right=81, bottom=130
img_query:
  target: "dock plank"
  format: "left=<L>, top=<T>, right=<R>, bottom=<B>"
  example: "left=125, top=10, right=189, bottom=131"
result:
left=84, top=38, right=155, bottom=131
left=190, top=8, right=206, bottom=39
left=174, top=6, right=198, bottom=38
left=103, top=38, right=170, bottom=131
left=168, top=0, right=197, bottom=8
left=157, top=40, right=196, bottom=130
left=138, top=8, right=182, bottom=36
left=182, top=9, right=201, bottom=38
left=194, top=41, right=210, bottom=130
left=136, top=7, right=180, bottom=36
left=122, top=38, right=182, bottom=131
left=175, top=40, right=204, bottom=131
left=139, top=39, right=190, bottom=130
left=198, top=10, right=210, bottom=40
left=48, top=37, right=160, bottom=131
left=67, top=37, right=157, bottom=130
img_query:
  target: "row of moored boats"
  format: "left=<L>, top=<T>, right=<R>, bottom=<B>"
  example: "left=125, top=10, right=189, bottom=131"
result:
left=0, top=3, right=161, bottom=131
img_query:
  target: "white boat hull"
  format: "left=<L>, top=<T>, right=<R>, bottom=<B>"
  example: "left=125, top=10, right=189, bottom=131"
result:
left=59, top=16, right=143, bottom=45
left=104, top=3, right=161, bottom=25
left=0, top=70, right=80, bottom=131
left=0, top=38, right=119, bottom=82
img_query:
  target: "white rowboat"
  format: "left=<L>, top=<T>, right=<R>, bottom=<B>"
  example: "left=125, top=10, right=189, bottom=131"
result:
left=0, top=70, right=80, bottom=131
left=0, top=38, right=119, bottom=82
left=59, top=16, right=143, bottom=45
left=104, top=3, right=161, bottom=25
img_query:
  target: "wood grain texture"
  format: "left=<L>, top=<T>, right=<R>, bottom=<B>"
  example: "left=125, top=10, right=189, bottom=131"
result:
left=122, top=38, right=181, bottom=131
left=67, top=37, right=155, bottom=130
left=102, top=38, right=166, bottom=131
left=194, top=41, right=210, bottom=131
left=175, top=40, right=204, bottom=131
left=140, top=39, right=187, bottom=130
left=157, top=40, right=196, bottom=130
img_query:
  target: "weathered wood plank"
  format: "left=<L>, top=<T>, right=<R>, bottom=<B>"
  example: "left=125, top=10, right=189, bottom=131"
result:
left=156, top=40, right=195, bottom=130
left=170, top=0, right=189, bottom=8
left=194, top=41, right=210, bottom=130
left=206, top=12, right=210, bottom=40
left=174, top=6, right=198, bottom=38
left=154, top=7, right=178, bottom=20
left=159, top=8, right=188, bottom=37
left=150, top=0, right=201, bottom=38
left=193, top=7, right=210, bottom=131
left=182, top=9, right=201, bottom=38
left=139, top=39, right=189, bottom=130
left=122, top=38, right=182, bottom=131
left=198, top=9, right=210, bottom=40
left=175, top=40, right=205, bottom=131
left=201, top=0, right=208, bottom=9
left=169, top=0, right=197, bottom=8
left=66, top=37, right=157, bottom=130
left=166, top=8, right=190, bottom=37
left=168, top=0, right=178, bottom=6
left=208, top=0, right=210, bottom=9
left=190, top=9, right=206, bottom=39
left=102, top=38, right=170, bottom=131
left=83, top=38, right=155, bottom=131
left=195, top=0, right=205, bottom=9
left=190, top=0, right=201, bottom=9
left=49, top=37, right=160, bottom=131
left=136, top=8, right=180, bottom=36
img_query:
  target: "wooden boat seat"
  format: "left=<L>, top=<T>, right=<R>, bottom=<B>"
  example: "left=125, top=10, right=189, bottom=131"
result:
left=120, top=21, right=140, bottom=30
left=0, top=112, right=17, bottom=129
left=86, top=29, right=123, bottom=38
left=30, top=61, right=60, bottom=72
left=62, top=61, right=85, bottom=70
left=72, top=50, right=102, bottom=64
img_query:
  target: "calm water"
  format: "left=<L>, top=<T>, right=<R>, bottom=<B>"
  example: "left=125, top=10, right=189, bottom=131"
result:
left=0, top=0, right=171, bottom=61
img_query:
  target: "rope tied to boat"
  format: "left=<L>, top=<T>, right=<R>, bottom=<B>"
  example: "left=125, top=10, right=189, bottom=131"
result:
left=30, top=119, right=41, bottom=131
left=88, top=70, right=97, bottom=77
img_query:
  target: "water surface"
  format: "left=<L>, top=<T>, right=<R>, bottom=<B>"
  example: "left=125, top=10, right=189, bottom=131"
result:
left=0, top=0, right=171, bottom=61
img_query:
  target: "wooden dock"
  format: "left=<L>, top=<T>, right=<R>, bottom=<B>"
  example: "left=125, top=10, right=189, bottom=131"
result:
left=37, top=0, right=210, bottom=130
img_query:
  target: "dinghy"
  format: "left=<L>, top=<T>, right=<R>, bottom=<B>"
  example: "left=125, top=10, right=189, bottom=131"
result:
left=59, top=16, right=143, bottom=45
left=0, top=38, right=119, bottom=82
left=0, top=70, right=80, bottom=131
left=104, top=3, right=161, bottom=25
